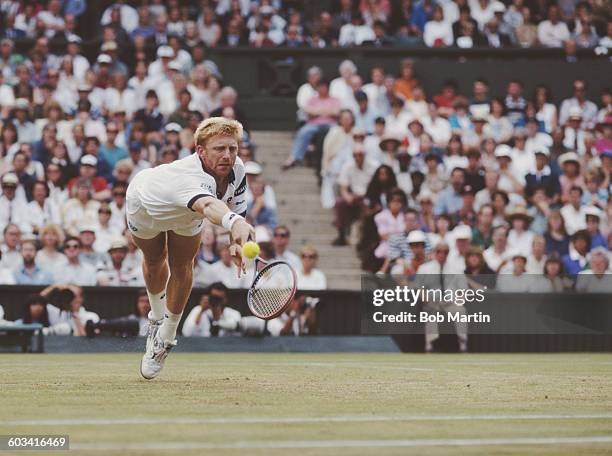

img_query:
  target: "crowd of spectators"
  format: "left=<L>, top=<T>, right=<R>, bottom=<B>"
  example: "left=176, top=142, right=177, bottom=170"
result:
left=289, top=59, right=612, bottom=291
left=0, top=0, right=329, bottom=293
left=0, top=1, right=610, bottom=51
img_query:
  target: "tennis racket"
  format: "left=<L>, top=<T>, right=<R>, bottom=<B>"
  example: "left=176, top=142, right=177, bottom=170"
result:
left=247, top=256, right=297, bottom=320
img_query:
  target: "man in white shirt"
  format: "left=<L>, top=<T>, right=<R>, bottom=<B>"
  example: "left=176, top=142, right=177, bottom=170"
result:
left=362, top=65, right=388, bottom=116
left=296, top=66, right=322, bottom=124
left=53, top=236, right=97, bottom=286
left=561, top=187, right=588, bottom=235
left=559, top=80, right=599, bottom=130
left=330, top=60, right=358, bottom=109
left=333, top=144, right=378, bottom=245
left=208, top=244, right=250, bottom=289
left=484, top=225, right=512, bottom=272
left=272, top=225, right=301, bottom=270
left=537, top=4, right=570, bottom=47
left=0, top=224, right=21, bottom=271
left=0, top=173, right=30, bottom=237
left=182, top=284, right=242, bottom=337
left=96, top=237, right=144, bottom=287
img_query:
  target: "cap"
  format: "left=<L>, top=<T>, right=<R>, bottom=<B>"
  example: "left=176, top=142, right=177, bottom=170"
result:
left=14, top=98, right=29, bottom=110
left=511, top=251, right=528, bottom=261
left=558, top=151, right=580, bottom=166
left=77, top=83, right=92, bottom=92
left=244, top=161, right=263, bottom=175
left=108, top=237, right=128, bottom=251
left=492, top=2, right=507, bottom=12
left=533, top=146, right=550, bottom=157
left=1, top=173, right=18, bottom=186
left=78, top=224, right=97, bottom=234
left=417, top=189, right=435, bottom=203
left=101, top=41, right=118, bottom=52
left=96, top=54, right=112, bottom=64
left=355, top=90, right=368, bottom=102
left=164, top=122, right=182, bottom=133
left=568, top=106, right=583, bottom=119
left=168, top=60, right=182, bottom=71
left=494, top=144, right=513, bottom=159
left=157, top=46, right=174, bottom=58
left=67, top=34, right=82, bottom=44
left=80, top=154, right=98, bottom=167
left=584, top=206, right=602, bottom=220
left=407, top=230, right=427, bottom=244
left=453, top=224, right=472, bottom=240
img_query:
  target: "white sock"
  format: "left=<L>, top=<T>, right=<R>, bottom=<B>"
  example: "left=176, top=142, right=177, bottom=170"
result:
left=147, top=290, right=167, bottom=321
left=158, top=311, right=182, bottom=344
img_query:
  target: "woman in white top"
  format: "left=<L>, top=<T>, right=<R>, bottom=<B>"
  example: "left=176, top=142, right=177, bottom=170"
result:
left=296, top=246, right=327, bottom=290
left=534, top=85, right=557, bottom=134
left=26, top=181, right=62, bottom=233
left=506, top=208, right=535, bottom=254
left=36, top=224, right=68, bottom=271
left=424, top=6, right=454, bottom=47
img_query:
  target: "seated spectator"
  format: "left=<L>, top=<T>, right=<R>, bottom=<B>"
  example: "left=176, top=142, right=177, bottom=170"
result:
left=39, top=284, right=100, bottom=336
left=333, top=144, right=378, bottom=245
left=0, top=249, right=16, bottom=284
left=209, top=86, right=248, bottom=131
left=267, top=292, right=317, bottom=336
left=544, top=210, right=570, bottom=257
left=296, top=246, right=327, bottom=290
left=16, top=294, right=51, bottom=328
left=434, top=167, right=465, bottom=216
left=99, top=121, right=128, bottom=168
left=36, top=224, right=67, bottom=271
left=365, top=165, right=398, bottom=211
left=62, top=178, right=101, bottom=236
left=537, top=4, right=570, bottom=48
left=561, top=186, right=588, bottom=235
left=559, top=79, right=598, bottom=130
left=78, top=225, right=105, bottom=266
left=182, top=283, right=241, bottom=337
left=53, top=236, right=96, bottom=286
left=584, top=206, right=608, bottom=250
left=582, top=171, right=608, bottom=208
left=497, top=253, right=544, bottom=292
left=127, top=289, right=151, bottom=336
left=0, top=173, right=29, bottom=236
left=542, top=256, right=573, bottom=292
left=13, top=238, right=53, bottom=285
left=464, top=246, right=496, bottom=289
left=246, top=177, right=277, bottom=229
left=283, top=80, right=341, bottom=169
left=198, top=224, right=219, bottom=265
left=526, top=235, right=548, bottom=274
left=25, top=181, right=62, bottom=235
left=109, top=182, right=128, bottom=233
left=296, top=66, right=322, bottom=124
left=93, top=201, right=122, bottom=253
left=96, top=237, right=143, bottom=286
left=208, top=244, right=250, bottom=289
left=484, top=224, right=512, bottom=272
left=506, top=206, right=535, bottom=253
left=575, top=247, right=612, bottom=292
left=424, top=6, right=453, bottom=47
left=525, top=148, right=560, bottom=201
left=373, top=188, right=406, bottom=259
left=514, top=6, right=538, bottom=48
left=562, top=229, right=591, bottom=279
left=472, top=204, right=494, bottom=249
left=272, top=225, right=301, bottom=270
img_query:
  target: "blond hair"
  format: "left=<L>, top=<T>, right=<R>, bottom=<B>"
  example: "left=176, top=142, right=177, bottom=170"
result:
left=39, top=224, right=64, bottom=246
left=300, top=245, right=319, bottom=259
left=194, top=117, right=243, bottom=148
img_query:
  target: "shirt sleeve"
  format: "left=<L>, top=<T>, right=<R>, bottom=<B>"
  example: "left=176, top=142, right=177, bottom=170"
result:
left=172, top=174, right=216, bottom=211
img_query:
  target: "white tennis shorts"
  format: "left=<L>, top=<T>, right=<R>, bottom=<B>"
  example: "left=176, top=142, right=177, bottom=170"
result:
left=126, top=188, right=204, bottom=240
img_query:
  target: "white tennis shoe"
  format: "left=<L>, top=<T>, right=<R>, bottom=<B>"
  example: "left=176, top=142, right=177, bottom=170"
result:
left=140, top=316, right=176, bottom=380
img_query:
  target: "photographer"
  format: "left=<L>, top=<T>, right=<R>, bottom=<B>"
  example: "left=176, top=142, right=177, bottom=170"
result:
left=267, top=293, right=318, bottom=336
left=39, top=284, right=100, bottom=336
left=182, top=282, right=241, bottom=337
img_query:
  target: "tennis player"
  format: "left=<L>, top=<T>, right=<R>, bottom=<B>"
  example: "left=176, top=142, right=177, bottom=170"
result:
left=126, top=117, right=255, bottom=379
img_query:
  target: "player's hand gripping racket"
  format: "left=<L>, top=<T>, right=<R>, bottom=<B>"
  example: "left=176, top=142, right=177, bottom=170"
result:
left=247, top=255, right=297, bottom=320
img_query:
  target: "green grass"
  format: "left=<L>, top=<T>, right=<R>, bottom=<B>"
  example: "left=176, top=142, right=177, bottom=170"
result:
left=1, top=353, right=611, bottom=455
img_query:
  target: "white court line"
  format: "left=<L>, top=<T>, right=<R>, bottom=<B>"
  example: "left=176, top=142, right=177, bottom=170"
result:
left=70, top=436, right=612, bottom=450
left=4, top=413, right=612, bottom=426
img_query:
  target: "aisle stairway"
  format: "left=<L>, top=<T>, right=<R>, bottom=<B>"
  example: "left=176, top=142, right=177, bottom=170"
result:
left=251, top=131, right=362, bottom=290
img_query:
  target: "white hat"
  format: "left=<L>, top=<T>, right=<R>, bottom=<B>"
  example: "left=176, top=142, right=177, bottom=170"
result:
left=568, top=106, right=583, bottom=119
left=108, top=237, right=128, bottom=251
left=244, top=161, right=263, bottom=175
left=1, top=173, right=18, bottom=185
left=78, top=224, right=97, bottom=233
left=14, top=98, right=29, bottom=110
left=492, top=2, right=507, bottom=12
left=559, top=151, right=580, bottom=165
left=494, top=144, right=513, bottom=159
left=453, top=224, right=472, bottom=240
left=101, top=41, right=118, bottom=52
left=533, top=146, right=550, bottom=157
left=164, top=122, right=182, bottom=133
left=96, top=54, right=112, bottom=64
left=67, top=34, right=82, bottom=44
left=77, top=83, right=92, bottom=92
left=157, top=46, right=174, bottom=58
left=80, top=154, right=98, bottom=166
left=167, top=60, right=182, bottom=71
left=584, top=206, right=603, bottom=219
left=407, top=230, right=427, bottom=244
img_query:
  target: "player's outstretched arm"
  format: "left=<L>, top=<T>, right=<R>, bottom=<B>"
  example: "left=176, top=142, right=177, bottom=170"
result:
left=192, top=196, right=255, bottom=243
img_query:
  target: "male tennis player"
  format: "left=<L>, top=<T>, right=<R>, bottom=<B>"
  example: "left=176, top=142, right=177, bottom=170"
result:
left=126, top=117, right=255, bottom=379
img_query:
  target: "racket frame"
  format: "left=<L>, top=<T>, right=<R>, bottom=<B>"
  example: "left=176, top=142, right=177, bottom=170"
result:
left=247, top=256, right=297, bottom=320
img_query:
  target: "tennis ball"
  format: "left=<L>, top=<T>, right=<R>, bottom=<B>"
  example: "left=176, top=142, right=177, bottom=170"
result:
left=242, top=241, right=260, bottom=259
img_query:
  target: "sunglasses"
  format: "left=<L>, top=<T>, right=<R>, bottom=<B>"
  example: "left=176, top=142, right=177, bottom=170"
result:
left=274, top=232, right=289, bottom=238
left=98, top=209, right=112, bottom=214
left=301, top=254, right=317, bottom=259
left=107, top=130, right=118, bottom=134
left=65, top=244, right=80, bottom=249
left=113, top=192, right=126, bottom=197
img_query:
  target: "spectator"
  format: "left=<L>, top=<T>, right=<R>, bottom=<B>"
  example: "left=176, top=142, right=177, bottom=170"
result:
left=506, top=206, right=535, bottom=252
left=208, top=244, right=249, bottom=289
left=526, top=234, right=548, bottom=273
left=93, top=201, right=122, bottom=253
left=39, top=284, right=100, bottom=336
left=562, top=229, right=591, bottom=278
left=182, top=284, right=241, bottom=337
left=246, top=177, right=277, bottom=229
left=424, top=6, right=453, bottom=47
left=0, top=173, right=29, bottom=235
left=561, top=186, right=588, bottom=235
left=584, top=206, right=608, bottom=250
left=333, top=144, right=378, bottom=245
left=525, top=148, right=560, bottom=201
left=434, top=167, right=465, bottom=216
left=296, top=66, right=322, bottom=124
left=36, top=224, right=67, bottom=271
left=559, top=79, right=598, bottom=129
left=483, top=224, right=511, bottom=272
left=13, top=238, right=53, bottom=285
left=25, top=181, right=62, bottom=234
left=67, top=155, right=110, bottom=202
left=296, top=246, right=327, bottom=290
left=284, top=80, right=341, bottom=170
left=0, top=249, right=16, bottom=284
left=575, top=247, right=612, bottom=292
left=267, top=292, right=317, bottom=336
left=362, top=65, right=389, bottom=117
left=53, top=236, right=96, bottom=286
left=96, top=237, right=142, bottom=286
left=464, top=246, right=496, bottom=289
left=272, top=225, right=301, bottom=270
left=62, top=178, right=100, bottom=236
left=537, top=4, right=570, bottom=48
left=373, top=188, right=406, bottom=259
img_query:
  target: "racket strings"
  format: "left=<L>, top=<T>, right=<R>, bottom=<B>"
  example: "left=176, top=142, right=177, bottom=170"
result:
left=249, top=264, right=295, bottom=318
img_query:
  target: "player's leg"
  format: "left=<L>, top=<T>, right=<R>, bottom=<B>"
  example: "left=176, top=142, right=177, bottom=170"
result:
left=157, top=230, right=201, bottom=344
left=131, top=232, right=169, bottom=321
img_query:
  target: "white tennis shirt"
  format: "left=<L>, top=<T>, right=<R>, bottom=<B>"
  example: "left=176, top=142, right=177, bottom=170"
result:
left=128, top=153, right=247, bottom=222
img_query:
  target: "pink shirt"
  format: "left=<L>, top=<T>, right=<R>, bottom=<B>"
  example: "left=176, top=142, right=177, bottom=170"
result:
left=374, top=209, right=405, bottom=258
left=306, top=95, right=341, bottom=126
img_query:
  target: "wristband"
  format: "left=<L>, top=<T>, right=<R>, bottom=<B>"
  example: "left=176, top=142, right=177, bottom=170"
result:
left=221, top=211, right=244, bottom=230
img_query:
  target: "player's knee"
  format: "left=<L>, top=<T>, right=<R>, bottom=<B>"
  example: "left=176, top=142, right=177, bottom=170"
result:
left=168, top=260, right=193, bottom=278
left=144, top=249, right=168, bottom=270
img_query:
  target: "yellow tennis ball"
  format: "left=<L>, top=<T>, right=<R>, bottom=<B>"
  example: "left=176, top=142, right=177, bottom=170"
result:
left=242, top=241, right=260, bottom=259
